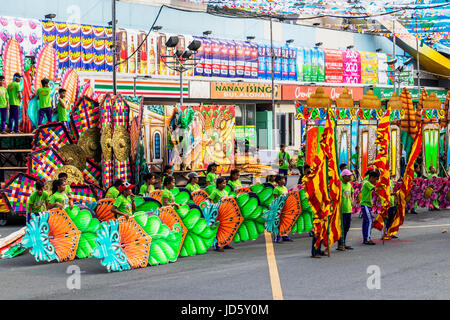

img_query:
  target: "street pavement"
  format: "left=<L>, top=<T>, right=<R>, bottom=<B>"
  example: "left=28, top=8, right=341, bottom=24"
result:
left=0, top=205, right=449, bottom=300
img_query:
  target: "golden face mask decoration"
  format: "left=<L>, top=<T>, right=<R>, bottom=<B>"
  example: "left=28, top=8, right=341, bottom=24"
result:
left=59, top=144, right=87, bottom=172
left=54, top=165, right=85, bottom=185
left=100, top=126, right=113, bottom=161
left=78, top=127, right=102, bottom=163
left=112, top=125, right=131, bottom=162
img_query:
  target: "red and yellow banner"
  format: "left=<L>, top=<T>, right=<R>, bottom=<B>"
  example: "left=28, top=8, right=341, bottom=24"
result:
left=303, top=110, right=341, bottom=249
left=373, top=108, right=391, bottom=231
left=385, top=123, right=423, bottom=238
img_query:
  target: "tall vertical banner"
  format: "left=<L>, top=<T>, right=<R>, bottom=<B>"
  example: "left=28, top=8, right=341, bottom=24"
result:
left=93, top=26, right=106, bottom=72
left=117, top=29, right=128, bottom=73
left=303, top=48, right=312, bottom=82
left=324, top=48, right=343, bottom=83
left=193, top=36, right=204, bottom=77
left=342, top=50, right=361, bottom=84
left=227, top=39, right=236, bottom=78
left=136, top=31, right=148, bottom=75
left=316, top=48, right=325, bottom=82
left=147, top=33, right=157, bottom=76
left=104, top=27, right=113, bottom=72
left=127, top=30, right=138, bottom=75
left=56, top=22, right=70, bottom=70
left=69, top=23, right=82, bottom=71
left=360, top=51, right=378, bottom=84
left=81, top=25, right=94, bottom=72
left=377, top=52, right=388, bottom=85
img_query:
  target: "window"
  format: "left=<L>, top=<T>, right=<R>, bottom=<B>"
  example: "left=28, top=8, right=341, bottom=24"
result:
left=277, top=112, right=295, bottom=147
left=154, top=132, right=161, bottom=160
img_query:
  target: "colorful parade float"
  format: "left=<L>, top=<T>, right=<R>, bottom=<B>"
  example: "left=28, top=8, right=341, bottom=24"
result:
left=0, top=18, right=448, bottom=269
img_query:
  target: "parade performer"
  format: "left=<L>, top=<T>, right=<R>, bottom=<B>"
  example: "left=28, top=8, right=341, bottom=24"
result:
left=36, top=78, right=52, bottom=127
left=360, top=170, right=380, bottom=245
left=26, top=180, right=49, bottom=222
left=7, top=73, right=22, bottom=133
left=0, top=76, right=9, bottom=134
left=337, top=169, right=354, bottom=251
left=278, top=144, right=291, bottom=177
left=111, top=182, right=136, bottom=218
left=161, top=176, right=179, bottom=209
left=205, top=163, right=218, bottom=187
left=48, top=179, right=73, bottom=210
left=228, top=169, right=242, bottom=190
left=209, top=177, right=228, bottom=204
left=296, top=144, right=305, bottom=183
left=57, top=88, right=69, bottom=129
left=161, top=165, right=174, bottom=189
left=139, top=173, right=156, bottom=196
left=273, top=175, right=288, bottom=199
left=105, top=179, right=124, bottom=199
left=185, top=172, right=201, bottom=193
left=57, top=172, right=73, bottom=200
left=266, top=173, right=277, bottom=186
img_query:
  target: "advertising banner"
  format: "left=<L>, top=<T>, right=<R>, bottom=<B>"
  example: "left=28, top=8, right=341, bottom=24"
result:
left=377, top=52, right=388, bottom=85
left=360, top=51, right=378, bottom=84
left=56, top=22, right=70, bottom=70
left=302, top=48, right=312, bottom=82
left=0, top=16, right=42, bottom=56
left=316, top=48, right=325, bottom=82
left=69, top=23, right=82, bottom=71
left=282, top=85, right=364, bottom=101
left=127, top=30, right=138, bottom=74
left=81, top=24, right=94, bottom=72
left=342, top=50, right=361, bottom=84
left=211, top=82, right=280, bottom=100
left=93, top=26, right=106, bottom=72
left=104, top=27, right=113, bottom=72
left=324, top=48, right=343, bottom=83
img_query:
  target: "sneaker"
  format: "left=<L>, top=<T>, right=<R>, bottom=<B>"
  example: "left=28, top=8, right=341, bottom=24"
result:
left=274, top=235, right=282, bottom=243
left=224, top=245, right=234, bottom=249
left=319, top=251, right=326, bottom=256
left=282, top=236, right=293, bottom=242
left=311, top=255, right=321, bottom=259
left=391, top=235, right=399, bottom=239
left=344, top=246, right=354, bottom=250
left=410, top=210, right=418, bottom=214
left=336, top=246, right=346, bottom=251
left=363, top=240, right=376, bottom=245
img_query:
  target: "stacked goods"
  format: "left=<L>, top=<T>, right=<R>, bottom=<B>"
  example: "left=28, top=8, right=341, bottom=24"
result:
left=400, top=88, right=420, bottom=140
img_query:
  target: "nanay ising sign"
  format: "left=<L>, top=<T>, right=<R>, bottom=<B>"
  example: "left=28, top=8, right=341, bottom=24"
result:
left=282, top=85, right=364, bottom=101
left=211, top=82, right=280, bottom=100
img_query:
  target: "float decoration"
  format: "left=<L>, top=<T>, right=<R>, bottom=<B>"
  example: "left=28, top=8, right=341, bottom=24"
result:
left=32, top=122, right=73, bottom=151
left=32, top=44, right=58, bottom=94
left=1, top=38, right=24, bottom=85
left=27, top=146, right=65, bottom=181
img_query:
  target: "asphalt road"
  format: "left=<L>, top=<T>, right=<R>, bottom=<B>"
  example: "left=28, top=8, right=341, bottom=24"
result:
left=0, top=206, right=449, bottom=300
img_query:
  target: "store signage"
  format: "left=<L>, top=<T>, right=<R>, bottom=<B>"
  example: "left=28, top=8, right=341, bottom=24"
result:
left=372, top=88, right=448, bottom=102
left=282, top=85, right=364, bottom=101
left=211, top=82, right=280, bottom=100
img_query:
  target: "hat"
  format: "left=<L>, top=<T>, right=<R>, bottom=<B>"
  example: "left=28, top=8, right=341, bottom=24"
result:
left=341, top=169, right=353, bottom=176
left=188, top=172, right=199, bottom=179
left=13, top=73, right=22, bottom=78
left=118, top=181, right=135, bottom=193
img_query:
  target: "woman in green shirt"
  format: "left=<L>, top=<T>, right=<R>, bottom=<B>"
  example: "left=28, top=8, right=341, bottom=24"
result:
left=228, top=169, right=242, bottom=191
left=185, top=172, right=201, bottom=194
left=273, top=175, right=292, bottom=243
left=210, top=177, right=234, bottom=252
left=139, top=173, right=156, bottom=196
left=111, top=182, right=136, bottom=218
left=205, top=163, right=218, bottom=187
left=48, top=179, right=73, bottom=210
left=161, top=176, right=179, bottom=209
left=27, top=180, right=49, bottom=221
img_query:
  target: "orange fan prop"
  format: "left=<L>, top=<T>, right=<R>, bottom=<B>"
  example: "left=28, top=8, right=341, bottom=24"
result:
left=95, top=199, right=116, bottom=222
left=159, top=206, right=187, bottom=256
left=192, top=190, right=209, bottom=206
left=236, top=187, right=251, bottom=195
left=279, top=191, right=302, bottom=236
left=117, top=217, right=152, bottom=269
left=216, top=197, right=244, bottom=247
left=47, top=209, right=81, bottom=262
left=150, top=190, right=163, bottom=204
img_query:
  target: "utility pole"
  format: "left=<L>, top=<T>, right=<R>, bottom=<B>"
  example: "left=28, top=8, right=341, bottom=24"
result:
left=270, top=16, right=276, bottom=150
left=415, top=16, right=421, bottom=94
left=112, top=0, right=117, bottom=95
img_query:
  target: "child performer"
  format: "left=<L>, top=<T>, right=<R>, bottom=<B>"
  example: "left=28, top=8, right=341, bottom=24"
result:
left=337, top=169, right=354, bottom=251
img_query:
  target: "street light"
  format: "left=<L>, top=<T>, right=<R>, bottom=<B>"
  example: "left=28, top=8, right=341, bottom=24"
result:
left=286, top=39, right=294, bottom=45
left=315, top=42, right=323, bottom=47
left=347, top=45, right=354, bottom=50
left=246, top=36, right=255, bottom=41
left=153, top=26, right=163, bottom=31
left=161, top=38, right=202, bottom=105
left=203, top=30, right=212, bottom=37
left=45, top=13, right=56, bottom=20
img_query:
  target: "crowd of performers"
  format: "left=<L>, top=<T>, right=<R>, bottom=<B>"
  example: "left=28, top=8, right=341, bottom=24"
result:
left=0, top=73, right=70, bottom=133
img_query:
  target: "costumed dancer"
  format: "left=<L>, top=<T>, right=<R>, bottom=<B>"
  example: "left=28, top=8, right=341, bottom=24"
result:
left=185, top=172, right=201, bottom=193
left=48, top=179, right=73, bottom=210
left=161, top=176, right=179, bottom=209
left=161, top=165, right=174, bottom=189
left=139, top=173, right=156, bottom=196
left=273, top=175, right=292, bottom=243
left=428, top=166, right=440, bottom=211
left=205, top=162, right=218, bottom=187
left=296, top=144, right=305, bottom=184
left=36, top=78, right=52, bottom=127
left=278, top=144, right=291, bottom=178
left=26, top=180, right=49, bottom=222
left=7, top=73, right=22, bottom=133
left=228, top=169, right=242, bottom=191
left=337, top=169, right=354, bottom=251
left=111, top=182, right=136, bottom=218
left=105, top=179, right=124, bottom=199
left=57, top=88, right=69, bottom=131
left=0, top=75, right=9, bottom=134
left=266, top=172, right=277, bottom=186
left=209, top=177, right=233, bottom=252
left=383, top=176, right=399, bottom=240
left=58, top=172, right=73, bottom=200
left=360, top=170, right=380, bottom=245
